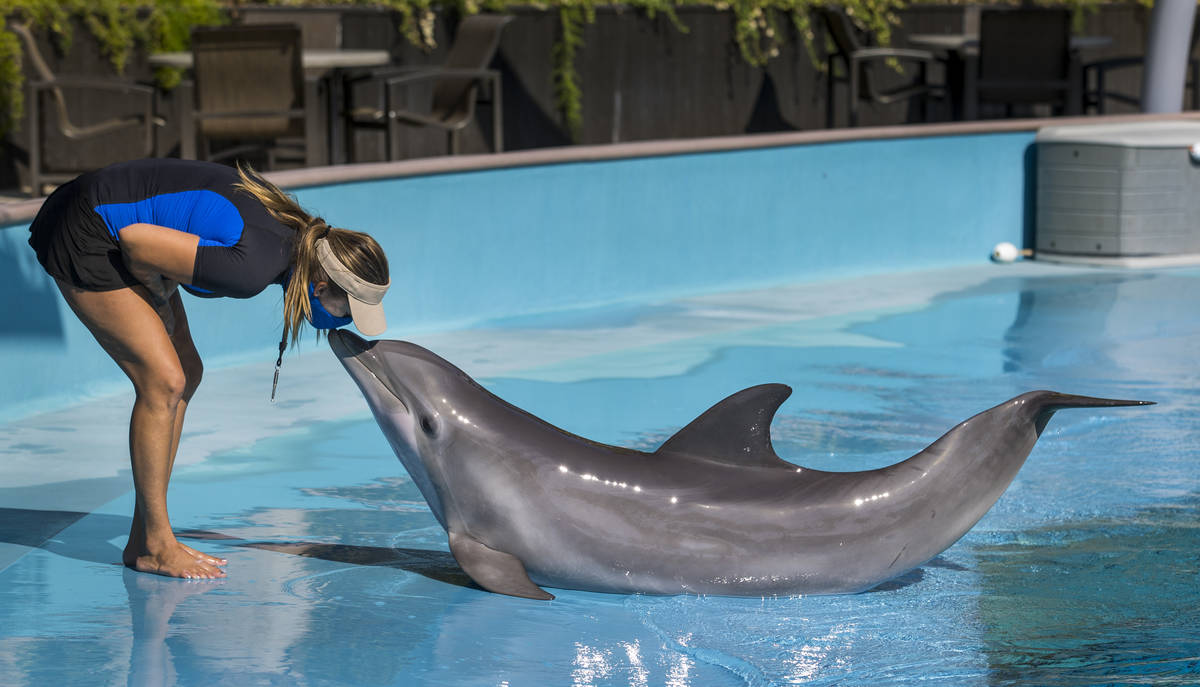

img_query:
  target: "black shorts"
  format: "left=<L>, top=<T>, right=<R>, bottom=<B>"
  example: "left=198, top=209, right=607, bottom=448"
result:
left=27, top=178, right=140, bottom=292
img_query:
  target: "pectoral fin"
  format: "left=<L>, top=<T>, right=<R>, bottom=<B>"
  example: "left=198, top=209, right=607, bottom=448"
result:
left=448, top=531, right=555, bottom=601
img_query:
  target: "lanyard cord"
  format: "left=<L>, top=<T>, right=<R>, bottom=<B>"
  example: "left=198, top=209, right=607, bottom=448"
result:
left=270, top=330, right=286, bottom=402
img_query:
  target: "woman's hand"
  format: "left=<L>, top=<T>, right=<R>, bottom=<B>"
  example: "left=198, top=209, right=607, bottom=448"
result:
left=122, top=253, right=179, bottom=335
left=116, top=223, right=198, bottom=336
left=153, top=280, right=179, bottom=337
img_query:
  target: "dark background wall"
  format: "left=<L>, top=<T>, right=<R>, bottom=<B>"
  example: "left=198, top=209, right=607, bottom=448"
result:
left=0, top=3, right=1168, bottom=190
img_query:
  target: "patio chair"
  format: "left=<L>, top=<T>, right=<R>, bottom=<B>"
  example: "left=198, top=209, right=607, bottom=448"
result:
left=976, top=8, right=1079, bottom=117
left=819, top=8, right=944, bottom=128
left=344, top=14, right=512, bottom=159
left=10, top=21, right=162, bottom=197
left=184, top=24, right=321, bottom=168
left=1083, top=17, right=1200, bottom=113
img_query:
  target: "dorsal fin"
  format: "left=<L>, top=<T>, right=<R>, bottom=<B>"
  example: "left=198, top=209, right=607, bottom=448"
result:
left=655, top=384, right=794, bottom=468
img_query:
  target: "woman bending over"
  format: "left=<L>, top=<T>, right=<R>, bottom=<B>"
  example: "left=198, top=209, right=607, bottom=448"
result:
left=28, top=158, right=390, bottom=579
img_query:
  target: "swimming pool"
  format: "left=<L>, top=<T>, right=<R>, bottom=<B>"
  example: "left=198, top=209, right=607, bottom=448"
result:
left=1, top=259, right=1196, bottom=686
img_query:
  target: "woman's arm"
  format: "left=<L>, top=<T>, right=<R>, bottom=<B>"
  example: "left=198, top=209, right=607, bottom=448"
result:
left=118, top=223, right=200, bottom=284
left=122, top=220, right=288, bottom=300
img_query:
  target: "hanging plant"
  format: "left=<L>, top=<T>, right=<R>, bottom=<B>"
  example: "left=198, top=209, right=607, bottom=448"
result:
left=553, top=4, right=590, bottom=140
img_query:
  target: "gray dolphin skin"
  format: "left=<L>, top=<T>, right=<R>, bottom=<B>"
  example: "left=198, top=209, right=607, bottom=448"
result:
left=329, top=330, right=1152, bottom=601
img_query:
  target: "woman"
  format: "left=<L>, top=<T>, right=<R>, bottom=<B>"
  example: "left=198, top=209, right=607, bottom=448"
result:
left=28, top=158, right=390, bottom=579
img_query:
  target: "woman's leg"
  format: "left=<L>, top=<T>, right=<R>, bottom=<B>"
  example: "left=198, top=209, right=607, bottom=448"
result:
left=126, top=290, right=227, bottom=568
left=55, top=279, right=225, bottom=579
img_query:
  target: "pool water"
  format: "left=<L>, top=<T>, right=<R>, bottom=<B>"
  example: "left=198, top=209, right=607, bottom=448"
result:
left=1, top=263, right=1197, bottom=686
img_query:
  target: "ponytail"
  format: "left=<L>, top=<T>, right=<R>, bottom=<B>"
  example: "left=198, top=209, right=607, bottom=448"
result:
left=233, top=162, right=388, bottom=347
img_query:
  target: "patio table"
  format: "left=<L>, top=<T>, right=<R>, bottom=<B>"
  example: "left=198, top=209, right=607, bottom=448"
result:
left=149, top=49, right=391, bottom=165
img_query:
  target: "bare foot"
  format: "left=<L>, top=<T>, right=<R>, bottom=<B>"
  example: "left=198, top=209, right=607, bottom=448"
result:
left=178, top=542, right=228, bottom=567
left=124, top=539, right=227, bottom=579
left=127, top=513, right=228, bottom=568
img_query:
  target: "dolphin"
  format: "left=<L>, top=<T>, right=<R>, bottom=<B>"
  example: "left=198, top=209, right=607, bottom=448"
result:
left=329, top=330, right=1152, bottom=601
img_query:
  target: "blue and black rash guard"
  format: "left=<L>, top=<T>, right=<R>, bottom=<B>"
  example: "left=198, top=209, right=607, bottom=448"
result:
left=28, top=158, right=295, bottom=296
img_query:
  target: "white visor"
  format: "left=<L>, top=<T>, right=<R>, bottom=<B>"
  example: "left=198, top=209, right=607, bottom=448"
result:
left=315, top=238, right=390, bottom=336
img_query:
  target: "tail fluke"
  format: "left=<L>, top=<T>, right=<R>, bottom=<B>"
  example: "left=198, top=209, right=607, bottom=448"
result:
left=1028, top=391, right=1155, bottom=434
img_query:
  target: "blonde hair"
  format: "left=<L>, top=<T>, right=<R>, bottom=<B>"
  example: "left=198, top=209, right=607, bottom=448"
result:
left=234, top=162, right=389, bottom=346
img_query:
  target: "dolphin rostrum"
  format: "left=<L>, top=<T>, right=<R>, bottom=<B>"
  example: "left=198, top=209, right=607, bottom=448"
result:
left=329, top=330, right=1152, bottom=600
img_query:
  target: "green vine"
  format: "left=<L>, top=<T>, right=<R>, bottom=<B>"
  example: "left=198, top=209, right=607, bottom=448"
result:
left=553, top=4, right=589, bottom=139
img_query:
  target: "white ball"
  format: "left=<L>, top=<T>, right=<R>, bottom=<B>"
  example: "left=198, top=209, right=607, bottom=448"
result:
left=991, top=242, right=1019, bottom=263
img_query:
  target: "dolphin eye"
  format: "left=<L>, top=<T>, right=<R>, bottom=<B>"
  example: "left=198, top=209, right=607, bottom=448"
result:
left=420, top=416, right=437, bottom=437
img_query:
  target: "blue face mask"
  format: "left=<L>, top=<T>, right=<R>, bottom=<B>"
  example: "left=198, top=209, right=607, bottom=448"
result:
left=307, top=281, right=352, bottom=330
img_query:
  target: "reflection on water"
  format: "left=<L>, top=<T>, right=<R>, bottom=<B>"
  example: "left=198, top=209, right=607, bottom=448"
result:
left=1002, top=274, right=1129, bottom=374
left=123, top=572, right=221, bottom=687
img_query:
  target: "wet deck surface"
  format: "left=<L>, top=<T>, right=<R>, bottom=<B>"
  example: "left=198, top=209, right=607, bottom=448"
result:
left=2, top=263, right=1197, bottom=686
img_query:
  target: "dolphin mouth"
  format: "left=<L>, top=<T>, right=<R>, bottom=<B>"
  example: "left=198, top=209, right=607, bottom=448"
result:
left=329, top=330, right=411, bottom=415
left=328, top=328, right=372, bottom=359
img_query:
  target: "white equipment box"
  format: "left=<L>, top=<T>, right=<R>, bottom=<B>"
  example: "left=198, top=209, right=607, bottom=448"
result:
left=1036, top=120, right=1200, bottom=261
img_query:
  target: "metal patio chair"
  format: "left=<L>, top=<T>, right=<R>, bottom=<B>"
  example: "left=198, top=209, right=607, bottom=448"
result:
left=820, top=8, right=944, bottom=128
left=10, top=21, right=161, bottom=197
left=184, top=24, right=321, bottom=167
left=344, top=14, right=512, bottom=159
